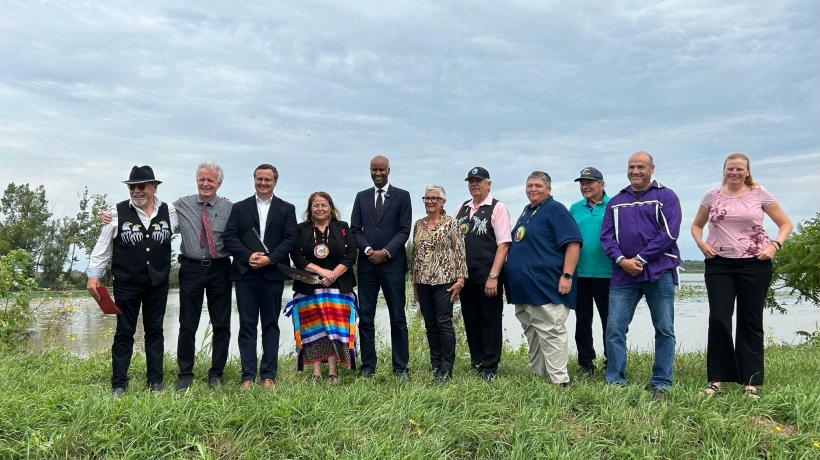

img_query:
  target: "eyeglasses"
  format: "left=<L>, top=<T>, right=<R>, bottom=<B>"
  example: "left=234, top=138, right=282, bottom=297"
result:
left=128, top=183, right=149, bottom=191
left=421, top=196, right=443, bottom=202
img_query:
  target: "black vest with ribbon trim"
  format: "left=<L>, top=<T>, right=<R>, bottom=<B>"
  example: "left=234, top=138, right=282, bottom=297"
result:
left=456, top=198, right=499, bottom=282
left=111, top=200, right=173, bottom=286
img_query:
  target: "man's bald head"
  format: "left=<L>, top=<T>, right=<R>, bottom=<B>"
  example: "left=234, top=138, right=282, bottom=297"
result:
left=370, top=155, right=390, bottom=188
left=627, top=151, right=655, bottom=191
left=629, top=151, right=654, bottom=166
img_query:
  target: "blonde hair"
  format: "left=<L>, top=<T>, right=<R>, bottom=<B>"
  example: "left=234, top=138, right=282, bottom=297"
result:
left=722, top=153, right=755, bottom=187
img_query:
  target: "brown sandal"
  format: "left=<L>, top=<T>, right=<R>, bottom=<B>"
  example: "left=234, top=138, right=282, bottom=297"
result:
left=744, top=386, right=761, bottom=400
left=701, top=382, right=721, bottom=396
left=328, top=374, right=339, bottom=385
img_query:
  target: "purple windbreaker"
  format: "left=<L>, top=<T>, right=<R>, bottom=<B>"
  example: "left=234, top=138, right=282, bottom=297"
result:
left=600, top=180, right=681, bottom=286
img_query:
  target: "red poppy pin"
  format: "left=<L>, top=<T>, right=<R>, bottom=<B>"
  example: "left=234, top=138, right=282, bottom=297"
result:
left=341, top=227, right=347, bottom=237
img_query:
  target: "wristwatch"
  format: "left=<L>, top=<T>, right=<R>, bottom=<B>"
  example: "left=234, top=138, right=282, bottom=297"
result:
left=488, top=272, right=498, bottom=280
left=562, top=272, right=573, bottom=279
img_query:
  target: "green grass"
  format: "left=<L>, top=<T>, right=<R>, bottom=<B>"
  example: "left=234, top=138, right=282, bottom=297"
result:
left=1, top=318, right=818, bottom=459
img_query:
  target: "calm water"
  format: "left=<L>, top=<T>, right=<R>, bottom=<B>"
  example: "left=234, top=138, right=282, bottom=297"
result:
left=25, top=274, right=819, bottom=359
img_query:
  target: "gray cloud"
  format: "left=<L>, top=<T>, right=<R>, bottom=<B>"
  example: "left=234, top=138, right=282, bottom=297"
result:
left=1, top=0, right=817, bottom=258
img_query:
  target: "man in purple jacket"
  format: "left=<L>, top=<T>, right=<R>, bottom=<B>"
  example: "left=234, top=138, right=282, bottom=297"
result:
left=600, top=151, right=681, bottom=399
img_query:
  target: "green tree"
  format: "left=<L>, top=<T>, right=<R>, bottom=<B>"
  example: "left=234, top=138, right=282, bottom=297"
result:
left=76, top=189, right=108, bottom=259
left=769, top=212, right=820, bottom=311
left=39, top=218, right=71, bottom=287
left=36, top=188, right=108, bottom=289
left=0, top=249, right=37, bottom=341
left=0, top=183, right=51, bottom=269
left=767, top=212, right=820, bottom=344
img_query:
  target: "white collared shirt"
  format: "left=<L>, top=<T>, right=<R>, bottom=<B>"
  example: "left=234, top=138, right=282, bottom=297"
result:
left=256, top=194, right=273, bottom=240
left=86, top=197, right=178, bottom=278
left=373, top=182, right=390, bottom=206
left=364, top=182, right=392, bottom=257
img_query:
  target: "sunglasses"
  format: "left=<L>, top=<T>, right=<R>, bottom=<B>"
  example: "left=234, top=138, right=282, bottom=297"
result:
left=128, top=183, right=151, bottom=191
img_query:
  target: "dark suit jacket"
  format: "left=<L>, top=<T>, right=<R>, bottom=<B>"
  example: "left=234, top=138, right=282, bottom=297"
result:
left=350, top=184, right=412, bottom=273
left=223, top=194, right=297, bottom=281
left=290, top=219, right=358, bottom=295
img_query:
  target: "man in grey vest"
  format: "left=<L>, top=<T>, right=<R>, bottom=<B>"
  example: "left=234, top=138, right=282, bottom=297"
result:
left=87, top=165, right=177, bottom=396
left=455, top=166, right=512, bottom=381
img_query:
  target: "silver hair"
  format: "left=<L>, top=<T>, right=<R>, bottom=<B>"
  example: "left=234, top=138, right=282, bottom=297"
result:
left=197, top=161, right=224, bottom=184
left=425, top=184, right=446, bottom=200
left=527, top=170, right=551, bottom=187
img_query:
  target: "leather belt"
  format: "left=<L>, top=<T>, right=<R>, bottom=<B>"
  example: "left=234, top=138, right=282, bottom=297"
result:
left=178, top=255, right=229, bottom=267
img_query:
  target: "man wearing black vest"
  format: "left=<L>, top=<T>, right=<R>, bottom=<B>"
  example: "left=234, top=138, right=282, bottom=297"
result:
left=87, top=165, right=176, bottom=396
left=223, top=164, right=297, bottom=390
left=455, top=167, right=512, bottom=381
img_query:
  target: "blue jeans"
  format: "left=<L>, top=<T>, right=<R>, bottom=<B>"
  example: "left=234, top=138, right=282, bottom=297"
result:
left=605, top=270, right=676, bottom=389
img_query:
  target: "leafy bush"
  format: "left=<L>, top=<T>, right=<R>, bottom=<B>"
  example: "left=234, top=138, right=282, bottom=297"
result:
left=0, top=249, right=38, bottom=341
left=767, top=212, right=820, bottom=341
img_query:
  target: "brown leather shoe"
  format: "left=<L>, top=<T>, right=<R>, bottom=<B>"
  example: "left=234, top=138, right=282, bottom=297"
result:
left=240, top=380, right=254, bottom=390
left=262, top=378, right=276, bottom=390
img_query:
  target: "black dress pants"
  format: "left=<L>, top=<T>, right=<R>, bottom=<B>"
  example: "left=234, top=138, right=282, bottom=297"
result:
left=111, top=278, right=169, bottom=388
left=705, top=256, right=772, bottom=386
left=176, top=257, right=232, bottom=380
left=459, top=278, right=503, bottom=373
left=415, top=283, right=456, bottom=375
left=357, top=268, right=409, bottom=373
left=574, top=277, right=610, bottom=367
left=235, top=277, right=284, bottom=381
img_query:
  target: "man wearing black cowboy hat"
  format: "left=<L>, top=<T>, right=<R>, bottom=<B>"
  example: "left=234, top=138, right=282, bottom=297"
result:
left=87, top=165, right=177, bottom=396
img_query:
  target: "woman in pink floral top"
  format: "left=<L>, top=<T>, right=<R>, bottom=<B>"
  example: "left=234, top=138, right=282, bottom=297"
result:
left=691, top=153, right=792, bottom=399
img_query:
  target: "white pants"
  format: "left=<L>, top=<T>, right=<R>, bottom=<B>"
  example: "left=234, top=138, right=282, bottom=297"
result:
left=515, top=303, right=570, bottom=384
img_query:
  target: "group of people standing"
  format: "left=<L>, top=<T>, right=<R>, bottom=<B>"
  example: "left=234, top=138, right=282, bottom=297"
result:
left=87, top=151, right=791, bottom=401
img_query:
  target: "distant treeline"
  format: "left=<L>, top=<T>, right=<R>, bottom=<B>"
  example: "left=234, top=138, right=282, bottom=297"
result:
left=679, top=259, right=705, bottom=273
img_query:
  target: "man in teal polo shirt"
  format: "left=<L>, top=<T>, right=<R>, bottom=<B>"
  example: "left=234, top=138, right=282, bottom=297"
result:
left=569, top=166, right=611, bottom=376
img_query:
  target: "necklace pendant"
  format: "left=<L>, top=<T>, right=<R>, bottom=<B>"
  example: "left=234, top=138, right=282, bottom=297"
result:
left=313, top=244, right=330, bottom=259
left=514, top=226, right=526, bottom=242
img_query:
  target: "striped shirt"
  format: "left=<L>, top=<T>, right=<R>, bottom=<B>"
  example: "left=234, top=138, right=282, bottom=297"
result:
left=173, top=194, right=233, bottom=259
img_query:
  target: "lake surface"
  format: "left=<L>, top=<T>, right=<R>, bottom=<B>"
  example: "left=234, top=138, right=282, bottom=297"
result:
left=25, top=274, right=819, bottom=360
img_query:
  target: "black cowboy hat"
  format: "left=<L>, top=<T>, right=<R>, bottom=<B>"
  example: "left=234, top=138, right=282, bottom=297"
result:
left=122, top=165, right=162, bottom=185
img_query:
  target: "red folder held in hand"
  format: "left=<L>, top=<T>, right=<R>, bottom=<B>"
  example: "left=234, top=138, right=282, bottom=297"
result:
left=95, top=287, right=122, bottom=314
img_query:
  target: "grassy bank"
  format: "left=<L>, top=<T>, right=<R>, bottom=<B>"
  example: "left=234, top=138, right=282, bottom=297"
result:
left=1, top=323, right=818, bottom=459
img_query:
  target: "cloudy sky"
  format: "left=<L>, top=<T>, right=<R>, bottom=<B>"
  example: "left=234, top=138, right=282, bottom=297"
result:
left=2, top=0, right=818, bottom=258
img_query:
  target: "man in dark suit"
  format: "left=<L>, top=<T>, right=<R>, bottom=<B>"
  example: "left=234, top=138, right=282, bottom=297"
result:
left=224, top=164, right=297, bottom=390
left=351, top=155, right=412, bottom=378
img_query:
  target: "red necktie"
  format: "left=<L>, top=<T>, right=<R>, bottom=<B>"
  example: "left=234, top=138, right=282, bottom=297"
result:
left=200, top=202, right=217, bottom=258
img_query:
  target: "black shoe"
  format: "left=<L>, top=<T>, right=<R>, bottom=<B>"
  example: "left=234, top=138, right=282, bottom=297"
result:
left=579, top=364, right=597, bottom=377
left=112, top=386, right=126, bottom=397
left=432, top=370, right=452, bottom=382
left=479, top=370, right=496, bottom=382
left=360, top=368, right=375, bottom=379
left=208, top=376, right=222, bottom=389
left=148, top=382, right=165, bottom=393
left=651, top=387, right=666, bottom=401
left=556, top=381, right=571, bottom=389
left=394, top=371, right=410, bottom=382
left=176, top=378, right=193, bottom=392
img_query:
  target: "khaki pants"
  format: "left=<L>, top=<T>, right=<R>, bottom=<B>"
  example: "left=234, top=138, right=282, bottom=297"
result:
left=515, top=303, right=570, bottom=384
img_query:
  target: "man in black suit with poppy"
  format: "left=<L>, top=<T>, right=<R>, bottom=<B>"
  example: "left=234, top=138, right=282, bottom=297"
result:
left=351, top=155, right=413, bottom=379
left=223, top=164, right=297, bottom=390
